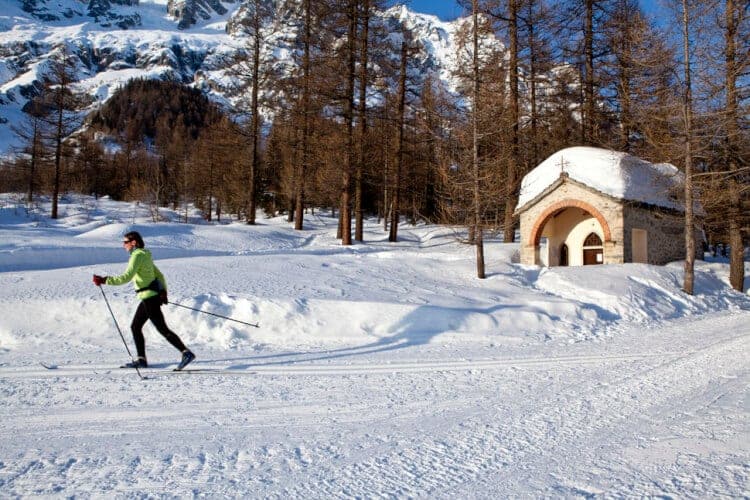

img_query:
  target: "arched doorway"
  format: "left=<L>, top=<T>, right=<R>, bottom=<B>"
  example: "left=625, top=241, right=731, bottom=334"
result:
left=528, top=199, right=612, bottom=266
left=582, top=232, right=603, bottom=265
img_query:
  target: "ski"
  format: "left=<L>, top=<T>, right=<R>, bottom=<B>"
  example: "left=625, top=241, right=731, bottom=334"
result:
left=38, top=362, right=114, bottom=376
left=160, top=368, right=257, bottom=375
left=38, top=362, right=255, bottom=375
left=40, top=362, right=111, bottom=371
left=120, top=363, right=147, bottom=369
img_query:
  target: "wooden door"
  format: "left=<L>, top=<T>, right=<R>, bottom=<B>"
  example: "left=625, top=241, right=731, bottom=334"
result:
left=583, top=248, right=603, bottom=265
left=583, top=232, right=603, bottom=265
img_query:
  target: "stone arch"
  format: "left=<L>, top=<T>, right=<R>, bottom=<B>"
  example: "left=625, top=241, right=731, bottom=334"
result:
left=529, top=199, right=612, bottom=247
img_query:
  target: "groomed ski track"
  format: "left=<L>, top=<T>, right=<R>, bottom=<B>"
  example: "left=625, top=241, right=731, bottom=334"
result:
left=0, top=313, right=747, bottom=497
left=1, top=351, right=705, bottom=378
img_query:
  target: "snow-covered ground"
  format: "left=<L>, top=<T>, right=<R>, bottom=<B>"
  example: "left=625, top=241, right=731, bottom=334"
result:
left=1, top=194, right=748, bottom=497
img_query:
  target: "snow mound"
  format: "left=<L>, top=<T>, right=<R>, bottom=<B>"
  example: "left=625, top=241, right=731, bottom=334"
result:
left=533, top=263, right=743, bottom=327
left=0, top=193, right=747, bottom=355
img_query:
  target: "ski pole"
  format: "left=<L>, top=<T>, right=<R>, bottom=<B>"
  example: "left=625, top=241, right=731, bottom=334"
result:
left=168, top=302, right=260, bottom=328
left=98, top=285, right=144, bottom=380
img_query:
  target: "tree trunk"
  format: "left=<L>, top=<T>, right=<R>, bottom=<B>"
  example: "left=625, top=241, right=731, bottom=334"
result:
left=382, top=97, right=390, bottom=232
left=247, top=7, right=261, bottom=225
left=355, top=0, right=370, bottom=242
left=503, top=0, right=519, bottom=243
left=51, top=103, right=63, bottom=219
left=389, top=40, right=407, bottom=243
left=725, top=0, right=744, bottom=292
left=614, top=0, right=634, bottom=151
left=27, top=120, right=40, bottom=204
left=340, top=0, right=357, bottom=245
left=294, top=0, right=312, bottom=231
left=527, top=1, right=539, bottom=167
left=681, top=0, right=695, bottom=295
left=583, top=0, right=595, bottom=145
left=473, top=0, right=485, bottom=278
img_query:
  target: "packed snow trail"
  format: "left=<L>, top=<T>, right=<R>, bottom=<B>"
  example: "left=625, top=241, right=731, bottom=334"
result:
left=0, top=351, right=689, bottom=378
left=0, top=313, right=747, bottom=497
left=275, top=318, right=749, bottom=498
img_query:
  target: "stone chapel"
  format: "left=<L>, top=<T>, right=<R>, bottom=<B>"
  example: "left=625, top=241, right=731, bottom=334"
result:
left=515, top=147, right=703, bottom=267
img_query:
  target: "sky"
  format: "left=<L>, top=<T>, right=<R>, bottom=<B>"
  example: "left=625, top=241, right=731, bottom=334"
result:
left=404, top=0, right=465, bottom=20
left=401, top=0, right=664, bottom=21
left=404, top=0, right=463, bottom=21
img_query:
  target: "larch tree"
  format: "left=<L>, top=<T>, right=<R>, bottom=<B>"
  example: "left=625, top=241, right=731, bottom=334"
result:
left=190, top=118, right=242, bottom=222
left=487, top=0, right=523, bottom=242
left=227, top=0, right=286, bottom=224
left=294, top=0, right=313, bottom=230
left=678, top=0, right=697, bottom=295
left=554, top=0, right=615, bottom=145
left=721, top=0, right=748, bottom=292
left=285, top=0, right=329, bottom=230
left=472, top=0, right=486, bottom=278
left=353, top=0, right=393, bottom=240
left=354, top=0, right=370, bottom=241
left=339, top=0, right=358, bottom=245
left=11, top=97, right=48, bottom=204
left=598, top=0, right=678, bottom=161
left=519, top=0, right=556, bottom=168
left=40, top=48, right=83, bottom=219
left=388, top=36, right=409, bottom=243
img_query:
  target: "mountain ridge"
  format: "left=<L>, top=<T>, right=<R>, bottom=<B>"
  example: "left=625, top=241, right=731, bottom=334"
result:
left=0, top=0, right=499, bottom=156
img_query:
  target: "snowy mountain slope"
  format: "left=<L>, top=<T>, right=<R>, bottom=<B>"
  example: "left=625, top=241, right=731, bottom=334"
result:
left=0, top=0, right=239, bottom=155
left=0, top=0, right=499, bottom=156
left=0, top=195, right=748, bottom=496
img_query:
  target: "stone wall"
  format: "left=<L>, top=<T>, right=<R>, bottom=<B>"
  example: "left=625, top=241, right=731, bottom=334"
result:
left=622, top=204, right=702, bottom=265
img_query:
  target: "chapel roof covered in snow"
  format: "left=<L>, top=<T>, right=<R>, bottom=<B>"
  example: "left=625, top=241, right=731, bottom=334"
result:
left=516, top=146, right=688, bottom=213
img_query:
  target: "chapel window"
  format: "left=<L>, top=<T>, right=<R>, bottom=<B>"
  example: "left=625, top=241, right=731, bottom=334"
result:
left=584, top=233, right=602, bottom=247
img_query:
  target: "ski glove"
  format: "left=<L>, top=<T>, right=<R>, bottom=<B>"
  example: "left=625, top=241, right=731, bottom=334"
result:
left=159, top=290, right=168, bottom=305
left=93, top=275, right=107, bottom=286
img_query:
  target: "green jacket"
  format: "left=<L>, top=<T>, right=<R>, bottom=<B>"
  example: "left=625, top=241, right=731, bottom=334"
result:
left=105, top=247, right=167, bottom=300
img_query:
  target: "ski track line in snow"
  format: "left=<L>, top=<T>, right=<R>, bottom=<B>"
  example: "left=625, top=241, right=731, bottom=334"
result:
left=3, top=398, right=449, bottom=439
left=0, top=351, right=697, bottom=379
left=274, top=331, right=750, bottom=498
left=474, top=331, right=750, bottom=497
left=0, top=330, right=746, bottom=497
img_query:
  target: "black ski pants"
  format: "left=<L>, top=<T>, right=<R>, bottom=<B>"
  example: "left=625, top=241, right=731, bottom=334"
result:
left=131, top=295, right=186, bottom=359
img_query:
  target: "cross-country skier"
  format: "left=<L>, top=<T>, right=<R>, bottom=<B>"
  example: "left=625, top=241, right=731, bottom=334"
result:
left=93, top=231, right=195, bottom=370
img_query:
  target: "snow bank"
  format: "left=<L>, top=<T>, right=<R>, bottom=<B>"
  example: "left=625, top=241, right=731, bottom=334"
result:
left=1, top=194, right=747, bottom=355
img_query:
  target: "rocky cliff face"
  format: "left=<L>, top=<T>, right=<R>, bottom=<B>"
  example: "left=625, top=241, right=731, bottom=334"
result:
left=87, top=0, right=142, bottom=29
left=168, top=0, right=237, bottom=30
left=20, top=0, right=82, bottom=21
left=20, top=0, right=140, bottom=26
